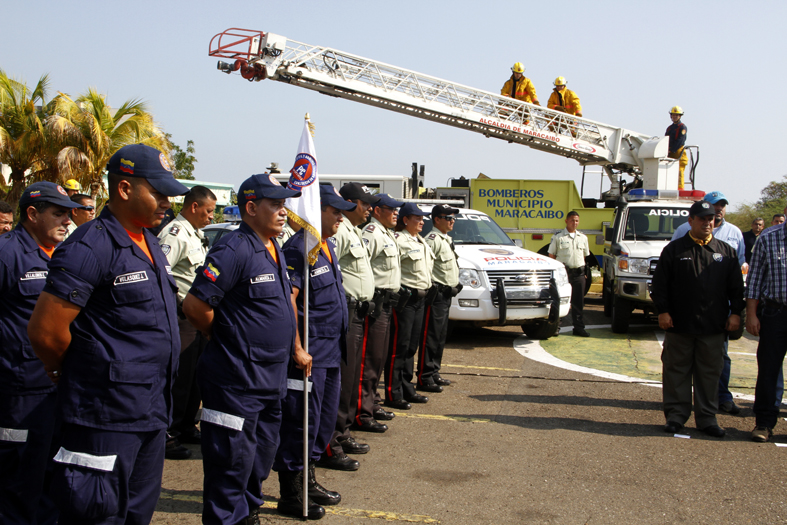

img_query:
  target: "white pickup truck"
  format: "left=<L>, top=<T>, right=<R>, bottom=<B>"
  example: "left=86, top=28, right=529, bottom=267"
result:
left=421, top=207, right=571, bottom=339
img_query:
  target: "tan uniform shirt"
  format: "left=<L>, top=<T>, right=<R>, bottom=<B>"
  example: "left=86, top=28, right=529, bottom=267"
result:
left=331, top=218, right=374, bottom=301
left=361, top=217, right=401, bottom=291
left=64, top=221, right=77, bottom=239
left=157, top=214, right=207, bottom=301
left=548, top=228, right=590, bottom=269
left=424, top=229, right=459, bottom=287
left=395, top=230, right=434, bottom=290
left=276, top=222, right=296, bottom=247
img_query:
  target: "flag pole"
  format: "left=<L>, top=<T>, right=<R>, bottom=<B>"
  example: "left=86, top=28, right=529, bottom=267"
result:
left=301, top=112, right=312, bottom=518
left=302, top=224, right=309, bottom=518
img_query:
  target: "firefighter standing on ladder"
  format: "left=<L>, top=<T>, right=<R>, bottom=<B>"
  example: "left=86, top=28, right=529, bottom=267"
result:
left=666, top=106, right=689, bottom=190
left=501, top=62, right=540, bottom=105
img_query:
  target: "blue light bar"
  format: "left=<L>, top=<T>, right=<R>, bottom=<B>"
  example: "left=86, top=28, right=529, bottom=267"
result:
left=223, top=205, right=241, bottom=222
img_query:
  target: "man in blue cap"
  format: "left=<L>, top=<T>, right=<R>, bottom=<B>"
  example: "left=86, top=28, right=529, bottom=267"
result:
left=273, top=184, right=356, bottom=520
left=28, top=144, right=190, bottom=524
left=671, top=190, right=745, bottom=414
left=0, top=182, right=86, bottom=525
left=183, top=173, right=311, bottom=525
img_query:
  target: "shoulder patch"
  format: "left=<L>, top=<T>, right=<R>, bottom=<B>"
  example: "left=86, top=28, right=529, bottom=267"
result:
left=363, top=238, right=370, bottom=246
left=365, top=224, right=375, bottom=232
left=160, top=244, right=171, bottom=255
left=681, top=129, right=686, bottom=135
left=328, top=237, right=338, bottom=246
left=394, top=232, right=400, bottom=239
left=169, top=225, right=180, bottom=236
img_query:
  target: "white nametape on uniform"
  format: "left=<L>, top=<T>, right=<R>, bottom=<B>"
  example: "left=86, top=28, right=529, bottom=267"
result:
left=54, top=447, right=117, bottom=472
left=0, top=427, right=28, bottom=442
left=287, top=378, right=313, bottom=392
left=199, top=408, right=245, bottom=432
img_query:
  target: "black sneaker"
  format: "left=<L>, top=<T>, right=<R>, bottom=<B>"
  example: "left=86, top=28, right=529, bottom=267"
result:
left=165, top=438, right=192, bottom=460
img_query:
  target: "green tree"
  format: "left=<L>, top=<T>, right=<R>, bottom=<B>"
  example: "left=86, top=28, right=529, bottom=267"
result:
left=47, top=88, right=169, bottom=202
left=726, top=175, right=787, bottom=231
left=165, top=133, right=197, bottom=180
left=0, top=69, right=52, bottom=210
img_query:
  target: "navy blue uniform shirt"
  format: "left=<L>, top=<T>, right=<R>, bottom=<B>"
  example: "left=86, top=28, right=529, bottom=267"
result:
left=283, top=230, right=348, bottom=368
left=190, top=221, right=296, bottom=398
left=0, top=225, right=55, bottom=394
left=666, top=121, right=687, bottom=155
left=43, top=207, right=180, bottom=431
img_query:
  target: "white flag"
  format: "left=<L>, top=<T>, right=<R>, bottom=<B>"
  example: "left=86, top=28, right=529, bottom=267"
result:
left=285, top=115, right=321, bottom=265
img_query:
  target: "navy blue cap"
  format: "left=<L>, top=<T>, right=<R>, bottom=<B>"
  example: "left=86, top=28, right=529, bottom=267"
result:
left=689, top=200, right=715, bottom=217
left=339, top=182, right=381, bottom=205
left=106, top=144, right=190, bottom=197
left=19, top=182, right=88, bottom=211
left=238, top=173, right=301, bottom=202
left=704, top=191, right=728, bottom=206
left=399, top=202, right=430, bottom=217
left=320, top=184, right=357, bottom=211
left=372, top=193, right=405, bottom=208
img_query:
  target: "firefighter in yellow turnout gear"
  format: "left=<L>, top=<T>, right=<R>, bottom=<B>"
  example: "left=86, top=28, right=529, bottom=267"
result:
left=547, top=77, right=582, bottom=117
left=666, top=106, right=689, bottom=190
left=500, top=62, right=540, bottom=105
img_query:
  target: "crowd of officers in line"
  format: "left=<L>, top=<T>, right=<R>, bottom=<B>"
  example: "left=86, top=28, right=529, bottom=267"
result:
left=0, top=144, right=462, bottom=524
left=501, top=62, right=689, bottom=190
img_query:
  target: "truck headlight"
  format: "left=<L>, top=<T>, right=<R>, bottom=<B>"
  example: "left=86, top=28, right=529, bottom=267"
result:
left=619, top=257, right=649, bottom=274
left=554, top=267, right=569, bottom=287
left=458, top=269, right=481, bottom=288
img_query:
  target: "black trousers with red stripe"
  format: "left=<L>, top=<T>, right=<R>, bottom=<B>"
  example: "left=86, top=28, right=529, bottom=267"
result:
left=385, top=296, right=426, bottom=401
left=356, top=306, right=393, bottom=424
left=416, top=291, right=450, bottom=386
left=325, top=308, right=366, bottom=457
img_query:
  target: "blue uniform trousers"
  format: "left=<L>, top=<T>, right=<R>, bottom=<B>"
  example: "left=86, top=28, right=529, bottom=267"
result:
left=0, top=390, right=58, bottom=525
left=199, top=378, right=282, bottom=525
left=51, top=423, right=166, bottom=525
left=276, top=366, right=341, bottom=470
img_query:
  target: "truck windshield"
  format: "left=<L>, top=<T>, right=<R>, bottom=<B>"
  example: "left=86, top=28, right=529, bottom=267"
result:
left=624, top=207, right=689, bottom=241
left=422, top=212, right=514, bottom=245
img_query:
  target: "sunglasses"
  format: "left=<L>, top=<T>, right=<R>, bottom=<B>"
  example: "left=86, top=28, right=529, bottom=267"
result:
left=438, top=215, right=456, bottom=221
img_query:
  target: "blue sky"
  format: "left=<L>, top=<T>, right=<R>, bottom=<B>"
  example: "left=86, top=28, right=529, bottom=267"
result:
left=2, top=0, right=784, bottom=210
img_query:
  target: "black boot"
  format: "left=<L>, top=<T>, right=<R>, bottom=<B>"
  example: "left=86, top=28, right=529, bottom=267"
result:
left=308, top=463, right=341, bottom=506
left=277, top=469, right=326, bottom=520
left=240, top=506, right=260, bottom=524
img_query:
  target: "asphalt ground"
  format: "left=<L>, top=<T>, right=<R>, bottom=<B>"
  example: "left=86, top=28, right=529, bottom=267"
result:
left=154, top=295, right=787, bottom=524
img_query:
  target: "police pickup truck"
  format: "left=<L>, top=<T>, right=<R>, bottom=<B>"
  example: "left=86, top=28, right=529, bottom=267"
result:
left=602, top=189, right=703, bottom=333
left=421, top=207, right=571, bottom=339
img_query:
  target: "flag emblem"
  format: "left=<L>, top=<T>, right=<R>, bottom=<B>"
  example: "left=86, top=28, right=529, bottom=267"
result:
left=204, top=263, right=220, bottom=282
left=288, top=153, right=317, bottom=189
left=120, top=158, right=135, bottom=174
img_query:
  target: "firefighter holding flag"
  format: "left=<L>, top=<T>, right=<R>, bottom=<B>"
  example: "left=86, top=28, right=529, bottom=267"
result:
left=271, top=115, right=351, bottom=520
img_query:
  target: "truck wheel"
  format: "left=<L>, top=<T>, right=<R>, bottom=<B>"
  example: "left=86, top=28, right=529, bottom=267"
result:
left=522, top=319, right=560, bottom=340
left=602, top=276, right=612, bottom=317
left=728, top=308, right=746, bottom=341
left=611, top=296, right=631, bottom=333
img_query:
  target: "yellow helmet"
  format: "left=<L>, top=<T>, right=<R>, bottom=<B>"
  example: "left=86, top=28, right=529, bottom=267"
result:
left=511, top=62, right=525, bottom=74
left=63, top=179, right=81, bottom=191
left=554, top=76, right=567, bottom=86
left=670, top=106, right=684, bottom=115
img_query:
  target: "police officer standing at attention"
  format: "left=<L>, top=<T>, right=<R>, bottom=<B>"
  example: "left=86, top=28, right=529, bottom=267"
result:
left=0, top=182, right=85, bottom=525
left=274, top=185, right=356, bottom=520
left=548, top=211, right=590, bottom=337
left=386, top=203, right=434, bottom=409
left=358, top=194, right=404, bottom=427
left=157, top=186, right=217, bottom=460
left=418, top=204, right=462, bottom=392
left=319, top=182, right=381, bottom=472
left=182, top=174, right=310, bottom=525
left=28, top=145, right=189, bottom=524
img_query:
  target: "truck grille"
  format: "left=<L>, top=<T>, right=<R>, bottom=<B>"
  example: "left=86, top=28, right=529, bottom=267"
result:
left=487, top=269, right=553, bottom=307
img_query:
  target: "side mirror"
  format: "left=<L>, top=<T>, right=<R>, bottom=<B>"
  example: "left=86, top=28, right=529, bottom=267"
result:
left=605, top=226, right=613, bottom=242
left=513, top=239, right=523, bottom=248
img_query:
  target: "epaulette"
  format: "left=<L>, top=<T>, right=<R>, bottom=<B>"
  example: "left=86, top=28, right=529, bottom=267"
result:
left=169, top=225, right=180, bottom=236
left=365, top=224, right=376, bottom=233
left=427, top=233, right=436, bottom=240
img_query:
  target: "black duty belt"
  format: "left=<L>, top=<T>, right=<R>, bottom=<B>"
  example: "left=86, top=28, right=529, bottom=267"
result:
left=566, top=266, right=585, bottom=275
left=346, top=296, right=374, bottom=318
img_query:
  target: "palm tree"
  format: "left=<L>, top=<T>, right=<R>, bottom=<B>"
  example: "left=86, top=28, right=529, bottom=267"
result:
left=0, top=69, right=52, bottom=210
left=47, top=88, right=170, bottom=201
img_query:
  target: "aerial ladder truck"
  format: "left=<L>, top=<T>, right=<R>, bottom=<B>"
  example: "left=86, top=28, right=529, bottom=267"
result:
left=207, top=28, right=698, bottom=202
